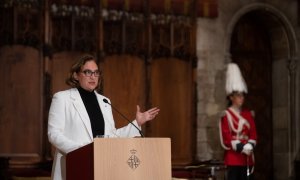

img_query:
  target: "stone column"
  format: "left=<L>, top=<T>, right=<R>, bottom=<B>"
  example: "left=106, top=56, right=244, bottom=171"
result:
left=287, top=56, right=299, bottom=177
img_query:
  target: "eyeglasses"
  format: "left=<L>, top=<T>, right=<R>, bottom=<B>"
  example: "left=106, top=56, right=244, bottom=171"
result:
left=81, top=69, right=100, bottom=77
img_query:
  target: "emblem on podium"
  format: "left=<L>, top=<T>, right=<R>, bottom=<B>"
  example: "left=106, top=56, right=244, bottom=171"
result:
left=127, top=149, right=141, bottom=170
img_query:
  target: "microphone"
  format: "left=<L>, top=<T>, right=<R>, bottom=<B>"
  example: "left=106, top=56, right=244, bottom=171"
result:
left=103, top=99, right=144, bottom=137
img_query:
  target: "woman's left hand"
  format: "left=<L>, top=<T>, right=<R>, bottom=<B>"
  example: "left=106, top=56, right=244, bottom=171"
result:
left=136, top=105, right=160, bottom=126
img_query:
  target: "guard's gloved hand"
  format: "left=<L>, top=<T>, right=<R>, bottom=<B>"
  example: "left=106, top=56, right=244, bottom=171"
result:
left=242, top=143, right=253, bottom=156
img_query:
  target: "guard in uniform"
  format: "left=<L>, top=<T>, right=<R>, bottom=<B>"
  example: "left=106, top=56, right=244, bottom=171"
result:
left=219, top=63, right=257, bottom=180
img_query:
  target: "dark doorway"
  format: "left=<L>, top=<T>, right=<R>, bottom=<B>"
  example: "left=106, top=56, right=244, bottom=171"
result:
left=230, top=11, right=273, bottom=180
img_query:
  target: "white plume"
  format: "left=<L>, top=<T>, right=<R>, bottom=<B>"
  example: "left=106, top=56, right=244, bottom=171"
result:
left=225, top=63, right=248, bottom=95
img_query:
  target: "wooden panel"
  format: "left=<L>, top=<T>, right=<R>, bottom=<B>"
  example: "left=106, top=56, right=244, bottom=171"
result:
left=0, top=45, right=42, bottom=159
left=101, top=55, right=146, bottom=128
left=66, top=142, right=93, bottom=180
left=51, top=52, right=84, bottom=94
left=93, top=138, right=171, bottom=180
left=148, top=58, right=195, bottom=165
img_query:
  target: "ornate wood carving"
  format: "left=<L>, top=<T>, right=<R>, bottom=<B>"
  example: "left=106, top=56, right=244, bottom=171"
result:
left=0, top=1, right=42, bottom=49
left=0, top=7, right=14, bottom=46
left=103, top=21, right=122, bottom=55
left=15, top=9, right=41, bottom=48
left=98, top=0, right=218, bottom=17
left=73, top=18, right=97, bottom=52
left=51, top=17, right=73, bottom=51
left=173, top=24, right=195, bottom=59
left=0, top=46, right=42, bottom=160
left=124, top=21, right=146, bottom=56
left=50, top=2, right=97, bottom=52
left=150, top=22, right=195, bottom=60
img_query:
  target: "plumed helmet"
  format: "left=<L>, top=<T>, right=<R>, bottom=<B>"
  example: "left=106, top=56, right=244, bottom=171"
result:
left=225, top=63, right=248, bottom=95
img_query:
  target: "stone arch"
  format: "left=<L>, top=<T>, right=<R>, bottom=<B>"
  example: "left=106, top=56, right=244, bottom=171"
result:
left=225, top=3, right=297, bottom=59
left=224, top=2, right=299, bottom=179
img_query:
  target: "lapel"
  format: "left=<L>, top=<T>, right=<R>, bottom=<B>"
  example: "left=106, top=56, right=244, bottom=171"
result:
left=95, top=93, right=113, bottom=135
left=70, top=88, right=93, bottom=140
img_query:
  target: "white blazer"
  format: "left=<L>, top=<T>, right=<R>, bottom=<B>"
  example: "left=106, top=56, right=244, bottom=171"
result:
left=48, top=88, right=141, bottom=180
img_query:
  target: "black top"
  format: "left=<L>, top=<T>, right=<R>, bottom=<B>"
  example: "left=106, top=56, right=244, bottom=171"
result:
left=78, top=87, right=105, bottom=137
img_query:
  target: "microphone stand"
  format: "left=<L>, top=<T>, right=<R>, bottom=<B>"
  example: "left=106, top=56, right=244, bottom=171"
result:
left=103, top=99, right=144, bottom=137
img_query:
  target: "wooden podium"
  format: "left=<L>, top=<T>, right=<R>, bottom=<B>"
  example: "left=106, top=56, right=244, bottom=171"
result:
left=66, top=138, right=171, bottom=180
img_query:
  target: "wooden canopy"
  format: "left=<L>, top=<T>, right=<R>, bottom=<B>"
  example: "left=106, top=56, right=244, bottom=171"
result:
left=50, top=0, right=218, bottom=18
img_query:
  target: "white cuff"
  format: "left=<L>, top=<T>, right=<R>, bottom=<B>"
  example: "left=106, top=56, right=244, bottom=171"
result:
left=231, top=140, right=241, bottom=151
left=248, top=139, right=257, bottom=146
